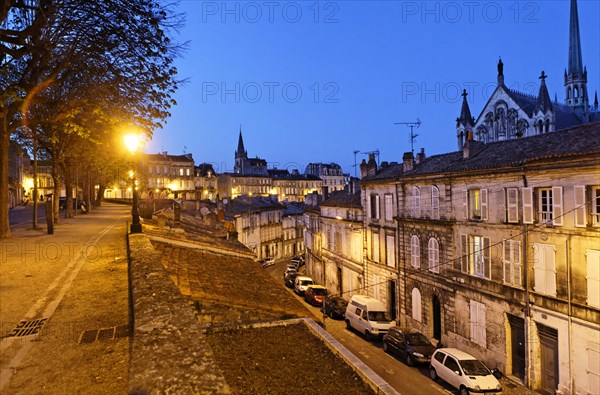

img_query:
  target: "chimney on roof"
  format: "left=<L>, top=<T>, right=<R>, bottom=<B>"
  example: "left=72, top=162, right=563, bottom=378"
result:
left=415, top=148, right=426, bottom=164
left=162, top=151, right=168, bottom=158
left=403, top=152, right=414, bottom=172
left=380, top=161, right=389, bottom=169
left=359, top=159, right=368, bottom=179
left=367, top=153, right=377, bottom=176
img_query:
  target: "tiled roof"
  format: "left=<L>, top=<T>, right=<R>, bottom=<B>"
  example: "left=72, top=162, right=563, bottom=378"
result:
left=320, top=190, right=361, bottom=208
left=363, top=121, right=600, bottom=181
left=195, top=163, right=216, bottom=176
left=283, top=202, right=305, bottom=216
left=144, top=153, right=194, bottom=163
left=225, top=196, right=284, bottom=216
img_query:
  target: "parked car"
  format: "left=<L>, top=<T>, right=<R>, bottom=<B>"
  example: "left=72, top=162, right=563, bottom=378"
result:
left=59, top=197, right=86, bottom=210
left=283, top=267, right=297, bottom=279
left=290, top=255, right=305, bottom=268
left=344, top=295, right=395, bottom=341
left=429, top=348, right=502, bottom=395
left=285, top=271, right=299, bottom=288
left=304, top=285, right=328, bottom=306
left=383, top=327, right=437, bottom=366
left=321, top=296, right=348, bottom=320
left=261, top=257, right=275, bottom=268
left=293, top=276, right=314, bottom=295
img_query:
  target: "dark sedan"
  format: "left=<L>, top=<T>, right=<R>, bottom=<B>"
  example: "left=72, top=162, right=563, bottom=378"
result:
left=321, top=295, right=348, bottom=320
left=284, top=271, right=298, bottom=288
left=382, top=327, right=437, bottom=366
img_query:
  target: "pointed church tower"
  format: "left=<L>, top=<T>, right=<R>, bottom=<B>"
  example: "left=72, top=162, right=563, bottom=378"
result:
left=234, top=126, right=248, bottom=174
left=456, top=89, right=475, bottom=150
left=534, top=71, right=555, bottom=133
left=564, top=0, right=589, bottom=117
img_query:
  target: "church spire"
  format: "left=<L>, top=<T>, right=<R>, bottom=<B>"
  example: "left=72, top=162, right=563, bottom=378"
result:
left=236, top=126, right=247, bottom=158
left=564, top=0, right=589, bottom=114
left=456, top=89, right=474, bottom=150
left=535, top=71, right=553, bottom=114
left=568, top=0, right=583, bottom=75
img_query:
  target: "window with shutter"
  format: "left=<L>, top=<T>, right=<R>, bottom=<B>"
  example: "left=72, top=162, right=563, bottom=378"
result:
left=533, top=243, right=556, bottom=296
left=386, top=235, right=395, bottom=268
left=411, top=235, right=420, bottom=269
left=481, top=189, right=488, bottom=220
left=593, top=188, right=600, bottom=226
left=412, top=288, right=421, bottom=322
left=431, top=186, right=440, bottom=219
left=428, top=238, right=439, bottom=273
left=384, top=194, right=393, bottom=221
left=552, top=186, right=563, bottom=226
left=503, top=239, right=522, bottom=286
left=506, top=188, right=519, bottom=223
left=523, top=187, right=534, bottom=224
left=372, top=232, right=380, bottom=263
left=469, top=300, right=486, bottom=347
left=412, top=187, right=421, bottom=217
left=574, top=186, right=587, bottom=227
left=460, top=234, right=468, bottom=273
left=586, top=250, right=600, bottom=307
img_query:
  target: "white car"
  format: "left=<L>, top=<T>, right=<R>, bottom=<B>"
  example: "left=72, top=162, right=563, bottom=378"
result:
left=429, top=348, right=502, bottom=395
left=293, top=276, right=314, bottom=295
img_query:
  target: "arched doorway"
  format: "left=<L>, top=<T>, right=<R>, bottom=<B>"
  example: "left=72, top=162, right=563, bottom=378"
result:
left=432, top=295, right=441, bottom=340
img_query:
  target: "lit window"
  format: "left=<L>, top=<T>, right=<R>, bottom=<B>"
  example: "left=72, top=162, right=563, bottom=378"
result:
left=460, top=235, right=491, bottom=279
left=464, top=189, right=488, bottom=220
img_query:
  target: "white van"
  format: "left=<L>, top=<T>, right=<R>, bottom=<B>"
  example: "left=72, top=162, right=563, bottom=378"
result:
left=344, top=295, right=395, bottom=341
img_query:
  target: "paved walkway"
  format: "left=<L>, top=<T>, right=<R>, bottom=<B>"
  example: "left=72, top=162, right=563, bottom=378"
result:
left=0, top=204, right=131, bottom=394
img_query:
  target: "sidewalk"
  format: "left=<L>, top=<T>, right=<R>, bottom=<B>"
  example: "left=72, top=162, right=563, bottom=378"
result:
left=0, top=204, right=131, bottom=394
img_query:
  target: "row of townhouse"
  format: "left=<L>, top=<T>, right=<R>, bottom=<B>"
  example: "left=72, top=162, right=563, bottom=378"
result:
left=225, top=195, right=305, bottom=260
left=307, top=122, right=599, bottom=395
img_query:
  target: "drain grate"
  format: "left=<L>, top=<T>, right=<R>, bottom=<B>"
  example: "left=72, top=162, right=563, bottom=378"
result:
left=9, top=318, right=48, bottom=337
left=79, top=324, right=131, bottom=344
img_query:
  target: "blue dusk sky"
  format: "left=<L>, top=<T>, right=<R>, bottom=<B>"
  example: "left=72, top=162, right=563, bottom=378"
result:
left=147, top=0, right=600, bottom=175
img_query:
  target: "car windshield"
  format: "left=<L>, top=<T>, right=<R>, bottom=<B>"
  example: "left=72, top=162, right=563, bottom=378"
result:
left=460, top=359, right=491, bottom=376
left=300, top=280, right=313, bottom=286
left=406, top=333, right=432, bottom=346
left=333, top=299, right=348, bottom=308
left=311, top=288, right=327, bottom=296
left=368, top=311, right=391, bottom=322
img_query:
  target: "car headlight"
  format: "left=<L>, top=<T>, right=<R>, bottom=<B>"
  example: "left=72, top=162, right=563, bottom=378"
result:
left=496, top=384, right=502, bottom=390
left=372, top=329, right=379, bottom=334
left=413, top=352, right=424, bottom=358
left=474, top=385, right=481, bottom=391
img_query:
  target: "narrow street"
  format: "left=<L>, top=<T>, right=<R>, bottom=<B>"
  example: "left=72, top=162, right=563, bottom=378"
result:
left=264, top=259, right=453, bottom=395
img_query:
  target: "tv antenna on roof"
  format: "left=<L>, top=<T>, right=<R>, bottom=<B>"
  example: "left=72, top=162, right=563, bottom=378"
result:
left=394, top=119, right=421, bottom=153
left=352, top=150, right=360, bottom=178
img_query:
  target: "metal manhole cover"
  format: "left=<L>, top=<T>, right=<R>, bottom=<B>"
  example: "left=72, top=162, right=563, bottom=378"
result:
left=10, top=318, right=48, bottom=337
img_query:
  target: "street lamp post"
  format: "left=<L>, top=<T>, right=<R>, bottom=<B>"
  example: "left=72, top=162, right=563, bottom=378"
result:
left=124, top=134, right=142, bottom=234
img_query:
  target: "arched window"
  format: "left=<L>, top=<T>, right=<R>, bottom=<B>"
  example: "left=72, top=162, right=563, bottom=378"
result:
left=428, top=238, right=439, bottom=273
left=431, top=186, right=440, bottom=219
left=412, top=288, right=422, bottom=322
left=411, top=235, right=420, bottom=268
left=567, top=87, right=572, bottom=99
left=545, top=119, right=550, bottom=133
left=412, top=186, right=421, bottom=217
left=574, top=86, right=579, bottom=98
left=537, top=120, right=543, bottom=134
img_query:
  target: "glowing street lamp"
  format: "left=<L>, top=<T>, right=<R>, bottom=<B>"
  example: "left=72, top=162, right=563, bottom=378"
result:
left=124, top=133, right=142, bottom=233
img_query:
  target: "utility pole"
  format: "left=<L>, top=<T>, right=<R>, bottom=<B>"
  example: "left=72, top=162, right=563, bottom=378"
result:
left=394, top=119, right=422, bottom=153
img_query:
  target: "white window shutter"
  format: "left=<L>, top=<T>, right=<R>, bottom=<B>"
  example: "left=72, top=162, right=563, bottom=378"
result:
left=464, top=190, right=468, bottom=220
left=507, top=188, right=519, bottom=223
left=523, top=187, right=534, bottom=224
left=503, top=240, right=510, bottom=283
left=481, top=189, right=488, bottom=220
left=461, top=234, right=468, bottom=273
left=514, top=241, right=522, bottom=285
left=574, top=186, right=587, bottom=227
left=469, top=301, right=477, bottom=342
left=552, top=186, right=563, bottom=226
left=586, top=250, right=600, bottom=307
left=533, top=244, right=545, bottom=293
left=483, top=237, right=491, bottom=279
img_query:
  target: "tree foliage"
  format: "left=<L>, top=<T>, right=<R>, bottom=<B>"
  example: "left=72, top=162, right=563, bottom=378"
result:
left=1, top=0, right=184, bottom=237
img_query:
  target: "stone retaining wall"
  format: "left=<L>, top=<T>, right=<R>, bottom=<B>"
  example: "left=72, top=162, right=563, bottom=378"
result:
left=127, top=234, right=230, bottom=394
